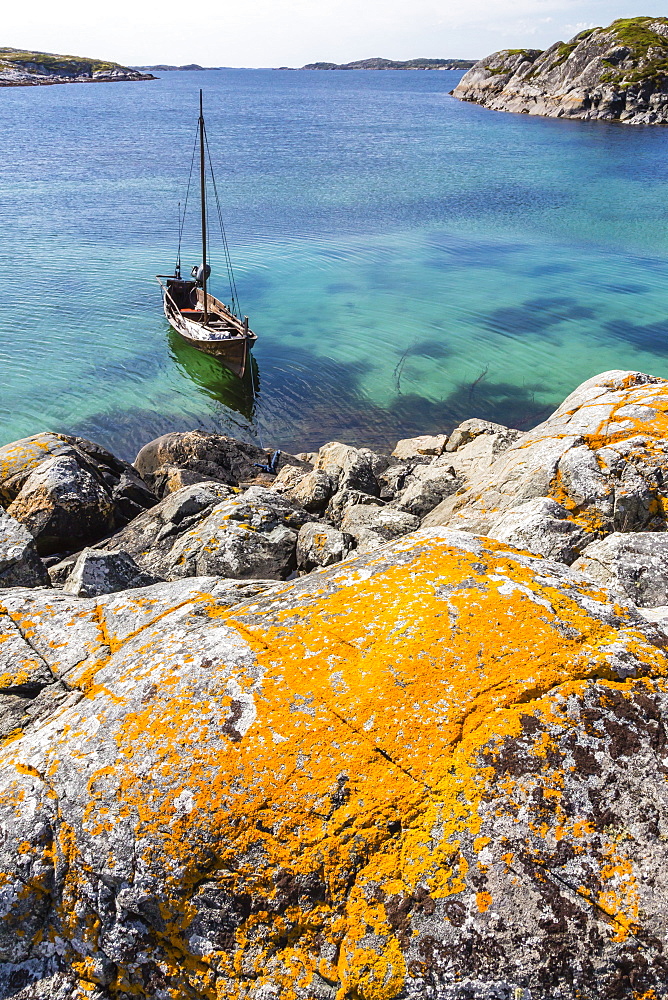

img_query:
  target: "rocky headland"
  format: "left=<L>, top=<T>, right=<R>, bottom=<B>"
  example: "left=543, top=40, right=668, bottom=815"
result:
left=453, top=16, right=668, bottom=124
left=4, top=369, right=668, bottom=996
left=0, top=48, right=154, bottom=86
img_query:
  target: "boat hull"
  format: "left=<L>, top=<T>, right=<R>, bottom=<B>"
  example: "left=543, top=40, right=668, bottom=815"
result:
left=160, top=282, right=256, bottom=379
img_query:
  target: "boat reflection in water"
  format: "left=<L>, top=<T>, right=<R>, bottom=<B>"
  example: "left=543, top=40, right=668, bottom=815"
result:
left=167, top=328, right=259, bottom=425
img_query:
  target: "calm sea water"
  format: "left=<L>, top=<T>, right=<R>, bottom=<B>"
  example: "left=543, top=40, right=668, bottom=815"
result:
left=1, top=69, right=668, bottom=460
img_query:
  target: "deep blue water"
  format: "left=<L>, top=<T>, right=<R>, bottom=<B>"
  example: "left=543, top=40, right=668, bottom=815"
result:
left=1, top=69, right=668, bottom=460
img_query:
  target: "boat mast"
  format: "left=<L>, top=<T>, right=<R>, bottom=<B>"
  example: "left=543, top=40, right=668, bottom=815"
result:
left=199, top=89, right=208, bottom=324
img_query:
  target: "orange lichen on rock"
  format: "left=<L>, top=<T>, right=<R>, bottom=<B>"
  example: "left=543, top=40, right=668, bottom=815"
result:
left=0, top=527, right=667, bottom=998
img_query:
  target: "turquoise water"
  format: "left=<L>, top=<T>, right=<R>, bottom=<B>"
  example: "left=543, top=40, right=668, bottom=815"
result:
left=1, top=69, right=668, bottom=460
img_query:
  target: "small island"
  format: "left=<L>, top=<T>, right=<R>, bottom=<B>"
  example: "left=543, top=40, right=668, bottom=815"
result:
left=0, top=47, right=154, bottom=87
left=453, top=16, right=668, bottom=124
left=296, top=56, right=475, bottom=70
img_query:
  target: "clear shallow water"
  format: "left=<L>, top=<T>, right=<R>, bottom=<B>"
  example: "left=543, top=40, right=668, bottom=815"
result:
left=1, top=69, right=668, bottom=460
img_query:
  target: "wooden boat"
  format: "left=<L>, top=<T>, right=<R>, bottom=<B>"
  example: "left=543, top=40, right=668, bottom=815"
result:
left=157, top=91, right=257, bottom=379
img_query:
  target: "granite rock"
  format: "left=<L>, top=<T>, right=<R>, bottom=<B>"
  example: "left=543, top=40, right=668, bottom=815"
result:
left=0, top=432, right=156, bottom=553
left=0, top=509, right=50, bottom=589
left=572, top=531, right=668, bottom=607
left=487, top=496, right=591, bottom=565
left=62, top=548, right=161, bottom=597
left=340, top=503, right=420, bottom=553
left=297, top=522, right=351, bottom=570
left=134, top=429, right=306, bottom=494
left=0, top=530, right=667, bottom=997
left=424, top=370, right=668, bottom=558
left=453, top=17, right=668, bottom=125
left=391, top=433, right=448, bottom=461
left=98, top=482, right=310, bottom=582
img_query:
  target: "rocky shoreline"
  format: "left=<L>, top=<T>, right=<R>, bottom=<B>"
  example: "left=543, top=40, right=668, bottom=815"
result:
left=0, top=47, right=154, bottom=87
left=3, top=369, right=668, bottom=997
left=453, top=16, right=668, bottom=125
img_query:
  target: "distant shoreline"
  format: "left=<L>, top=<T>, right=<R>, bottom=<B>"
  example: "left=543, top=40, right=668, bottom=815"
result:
left=134, top=58, right=475, bottom=72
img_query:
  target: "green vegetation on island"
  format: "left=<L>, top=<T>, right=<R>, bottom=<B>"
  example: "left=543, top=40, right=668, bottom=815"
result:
left=0, top=47, right=154, bottom=86
left=454, top=16, right=668, bottom=125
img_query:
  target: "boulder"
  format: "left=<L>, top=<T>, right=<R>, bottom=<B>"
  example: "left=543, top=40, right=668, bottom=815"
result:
left=7, top=455, right=117, bottom=556
left=391, top=433, right=448, bottom=461
left=340, top=504, right=420, bottom=553
left=1, top=530, right=668, bottom=997
left=424, top=370, right=668, bottom=558
left=572, top=531, right=668, bottom=607
left=297, top=522, right=351, bottom=570
left=326, top=488, right=384, bottom=527
left=0, top=432, right=156, bottom=553
left=0, top=509, right=50, bottom=589
left=270, top=465, right=334, bottom=514
left=487, top=496, right=591, bottom=564
left=392, top=458, right=463, bottom=518
left=134, top=430, right=307, bottom=494
left=62, top=548, right=161, bottom=598
left=445, top=417, right=521, bottom=453
left=98, top=482, right=311, bottom=582
left=314, top=441, right=385, bottom=496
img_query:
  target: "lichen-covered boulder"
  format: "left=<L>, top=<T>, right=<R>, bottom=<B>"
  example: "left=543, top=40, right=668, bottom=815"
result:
left=572, top=531, right=668, bottom=607
left=340, top=503, right=420, bottom=553
left=270, top=465, right=334, bottom=514
left=296, top=522, right=350, bottom=570
left=486, top=495, right=591, bottom=564
left=134, top=430, right=307, bottom=495
left=98, top=482, right=311, bottom=582
left=0, top=510, right=49, bottom=589
left=0, top=432, right=156, bottom=553
left=1, top=528, right=668, bottom=998
left=424, top=370, right=668, bottom=555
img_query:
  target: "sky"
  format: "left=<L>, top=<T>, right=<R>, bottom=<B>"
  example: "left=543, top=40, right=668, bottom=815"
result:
left=2, top=1, right=660, bottom=67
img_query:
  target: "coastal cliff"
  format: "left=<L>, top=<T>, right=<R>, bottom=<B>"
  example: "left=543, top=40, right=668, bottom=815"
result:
left=5, top=370, right=668, bottom=996
left=453, top=16, right=668, bottom=124
left=0, top=48, right=154, bottom=86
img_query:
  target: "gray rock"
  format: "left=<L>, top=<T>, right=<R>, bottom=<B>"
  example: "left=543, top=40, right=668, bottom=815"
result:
left=98, top=483, right=310, bottom=582
left=0, top=432, right=156, bottom=552
left=572, top=531, right=668, bottom=607
left=0, top=529, right=667, bottom=997
left=445, top=418, right=521, bottom=453
left=423, top=370, right=668, bottom=556
left=340, top=504, right=419, bottom=553
left=7, top=456, right=117, bottom=556
left=326, top=488, right=384, bottom=527
left=0, top=510, right=50, bottom=588
left=391, top=434, right=448, bottom=460
left=314, top=441, right=383, bottom=496
left=270, top=465, right=334, bottom=514
left=134, top=429, right=306, bottom=494
left=394, top=459, right=463, bottom=518
left=487, top=496, right=591, bottom=564
left=453, top=18, right=668, bottom=125
left=297, top=522, right=351, bottom=570
left=62, top=548, right=161, bottom=597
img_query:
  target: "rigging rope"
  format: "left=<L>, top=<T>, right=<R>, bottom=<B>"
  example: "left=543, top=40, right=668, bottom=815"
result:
left=176, top=126, right=200, bottom=276
left=203, top=124, right=242, bottom=318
